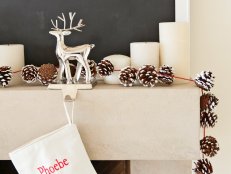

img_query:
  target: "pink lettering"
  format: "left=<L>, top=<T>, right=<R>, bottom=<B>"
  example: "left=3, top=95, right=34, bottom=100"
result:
left=54, top=164, right=59, bottom=171
left=56, top=159, right=64, bottom=168
left=63, top=159, right=69, bottom=166
left=49, top=166, right=55, bottom=173
left=44, top=166, right=50, bottom=174
left=37, top=159, right=69, bottom=174
left=37, top=167, right=44, bottom=174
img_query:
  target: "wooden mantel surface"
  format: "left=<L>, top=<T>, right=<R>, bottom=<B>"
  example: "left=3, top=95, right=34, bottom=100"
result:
left=0, top=83, right=200, bottom=160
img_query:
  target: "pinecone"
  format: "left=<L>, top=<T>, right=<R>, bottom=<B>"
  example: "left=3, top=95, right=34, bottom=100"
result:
left=200, top=93, right=219, bottom=111
left=137, top=65, right=158, bottom=87
left=195, top=71, right=215, bottom=91
left=200, top=136, right=220, bottom=157
left=119, top=67, right=138, bottom=87
left=0, top=66, right=12, bottom=87
left=81, top=60, right=97, bottom=78
left=194, top=159, right=213, bottom=174
left=21, top=65, right=38, bottom=83
left=38, top=64, right=58, bottom=85
left=158, top=65, right=174, bottom=85
left=98, top=60, right=114, bottom=76
left=200, top=110, right=218, bottom=128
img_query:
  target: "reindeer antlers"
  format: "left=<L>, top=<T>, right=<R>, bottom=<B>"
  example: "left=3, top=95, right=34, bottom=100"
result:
left=51, top=12, right=85, bottom=31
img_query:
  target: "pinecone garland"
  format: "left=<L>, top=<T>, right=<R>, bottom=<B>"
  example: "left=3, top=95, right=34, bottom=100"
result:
left=21, top=65, right=38, bottom=83
left=200, top=93, right=219, bottom=111
left=158, top=65, right=174, bottom=85
left=98, top=60, right=114, bottom=76
left=38, top=64, right=58, bottom=85
left=0, top=66, right=12, bottom=87
left=195, top=71, right=215, bottom=91
left=194, top=159, right=213, bottom=174
left=200, top=136, right=220, bottom=157
left=200, top=110, right=218, bottom=128
left=138, top=65, right=158, bottom=87
left=119, top=67, right=138, bottom=87
left=81, top=60, right=97, bottom=78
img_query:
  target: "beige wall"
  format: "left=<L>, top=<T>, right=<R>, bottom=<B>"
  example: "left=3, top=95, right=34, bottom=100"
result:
left=191, top=0, right=231, bottom=173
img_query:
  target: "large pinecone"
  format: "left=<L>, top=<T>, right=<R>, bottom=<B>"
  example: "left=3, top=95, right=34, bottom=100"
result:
left=38, top=64, right=58, bottom=85
left=200, top=110, right=218, bottom=128
left=21, top=65, right=38, bottom=83
left=200, top=93, right=219, bottom=111
left=0, top=66, right=12, bottom=87
left=195, top=71, right=215, bottom=91
left=200, top=136, right=220, bottom=157
left=119, top=67, right=138, bottom=87
left=98, top=60, right=114, bottom=76
left=194, top=159, right=213, bottom=174
left=81, top=60, right=97, bottom=78
left=158, top=65, right=174, bottom=85
left=137, top=65, right=158, bottom=87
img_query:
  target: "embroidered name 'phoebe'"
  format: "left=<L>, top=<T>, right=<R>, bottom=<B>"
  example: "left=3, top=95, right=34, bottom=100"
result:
left=37, top=159, right=69, bottom=174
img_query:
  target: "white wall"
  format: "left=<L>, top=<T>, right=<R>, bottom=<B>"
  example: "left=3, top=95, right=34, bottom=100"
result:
left=191, top=0, right=231, bottom=173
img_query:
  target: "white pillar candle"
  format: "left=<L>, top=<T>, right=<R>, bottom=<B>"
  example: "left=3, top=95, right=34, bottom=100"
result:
left=0, top=44, right=25, bottom=86
left=175, top=0, right=190, bottom=22
left=130, top=42, right=159, bottom=69
left=159, top=22, right=190, bottom=83
left=103, top=55, right=131, bottom=85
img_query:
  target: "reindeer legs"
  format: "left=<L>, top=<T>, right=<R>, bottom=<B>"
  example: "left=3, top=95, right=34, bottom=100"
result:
left=74, top=54, right=91, bottom=84
left=57, top=58, right=65, bottom=83
left=75, top=62, right=82, bottom=82
left=83, top=48, right=91, bottom=83
left=64, top=59, right=72, bottom=84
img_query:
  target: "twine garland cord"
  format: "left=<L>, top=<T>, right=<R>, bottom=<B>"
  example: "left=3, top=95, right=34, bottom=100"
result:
left=201, top=88, right=206, bottom=159
left=172, top=75, right=195, bottom=82
left=12, top=70, right=22, bottom=74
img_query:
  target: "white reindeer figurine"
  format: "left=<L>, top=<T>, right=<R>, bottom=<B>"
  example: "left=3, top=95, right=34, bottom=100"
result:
left=49, top=12, right=95, bottom=84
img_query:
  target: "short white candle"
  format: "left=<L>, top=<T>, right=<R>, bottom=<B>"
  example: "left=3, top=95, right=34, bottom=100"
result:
left=103, top=55, right=131, bottom=84
left=0, top=44, right=25, bottom=85
left=130, top=42, right=160, bottom=69
left=159, top=22, right=190, bottom=83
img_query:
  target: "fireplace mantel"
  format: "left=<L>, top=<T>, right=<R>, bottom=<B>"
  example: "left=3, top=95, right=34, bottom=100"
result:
left=0, top=83, right=200, bottom=160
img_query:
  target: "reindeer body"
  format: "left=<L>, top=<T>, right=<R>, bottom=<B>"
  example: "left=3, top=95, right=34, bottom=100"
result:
left=49, top=12, right=95, bottom=84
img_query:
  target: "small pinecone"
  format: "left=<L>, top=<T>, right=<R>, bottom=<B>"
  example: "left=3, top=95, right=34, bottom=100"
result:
left=194, top=159, right=213, bottom=174
left=21, top=65, right=38, bottom=83
left=119, top=67, right=138, bottom=87
left=38, top=64, right=58, bottom=85
left=81, top=60, right=97, bottom=78
left=201, top=93, right=219, bottom=111
left=98, top=60, right=114, bottom=76
left=0, top=66, right=12, bottom=87
left=200, top=136, right=220, bottom=157
left=158, top=65, right=174, bottom=85
left=200, top=110, right=218, bottom=128
left=195, top=71, right=215, bottom=91
left=137, top=65, right=158, bottom=87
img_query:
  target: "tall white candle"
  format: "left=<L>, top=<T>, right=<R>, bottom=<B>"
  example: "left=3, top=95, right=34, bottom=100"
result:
left=159, top=22, right=190, bottom=83
left=0, top=44, right=25, bottom=85
left=103, top=55, right=131, bottom=84
left=175, top=0, right=190, bottom=22
left=130, top=42, right=159, bottom=69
